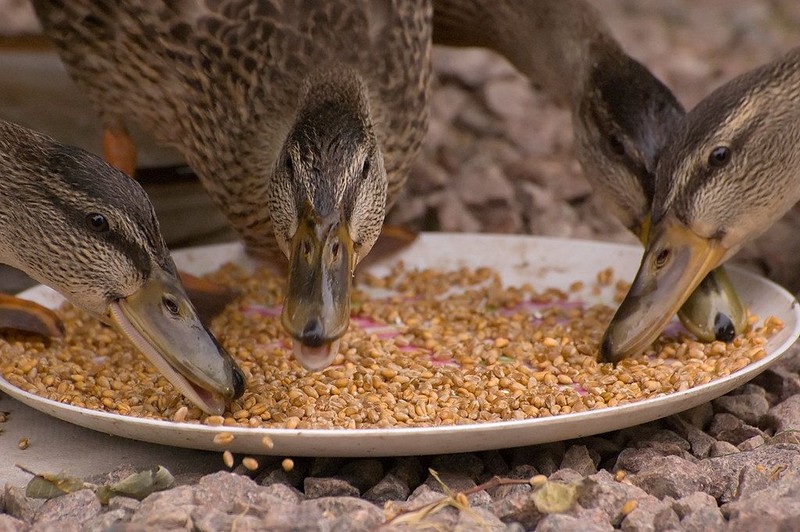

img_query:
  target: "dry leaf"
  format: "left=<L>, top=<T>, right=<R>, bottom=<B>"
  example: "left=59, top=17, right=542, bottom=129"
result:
left=532, top=481, right=577, bottom=513
left=95, top=465, right=175, bottom=504
left=18, top=465, right=87, bottom=499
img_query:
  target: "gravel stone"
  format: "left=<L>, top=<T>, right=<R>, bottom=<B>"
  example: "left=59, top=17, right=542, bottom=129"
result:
left=737, top=435, right=766, bottom=451
left=304, top=476, right=360, bottom=498
left=526, top=443, right=565, bottom=476
left=635, top=429, right=691, bottom=456
left=626, top=455, right=712, bottom=500
left=699, top=444, right=800, bottom=502
left=672, top=491, right=720, bottom=518
left=82, top=508, right=130, bottom=531
left=302, top=496, right=383, bottom=530
left=758, top=367, right=800, bottom=402
left=260, top=482, right=304, bottom=505
left=708, top=440, right=740, bottom=458
left=2, top=486, right=38, bottom=524
left=560, top=445, right=598, bottom=476
left=490, top=487, right=544, bottom=529
left=108, top=496, right=141, bottom=513
left=707, top=413, right=764, bottom=445
left=620, top=497, right=681, bottom=532
left=722, top=469, right=800, bottom=530
left=535, top=511, right=611, bottom=532
left=577, top=470, right=651, bottom=523
left=764, top=394, right=800, bottom=433
left=363, top=473, right=412, bottom=504
left=613, top=448, right=666, bottom=474
left=34, top=489, right=100, bottom=525
left=133, top=485, right=195, bottom=529
left=431, top=453, right=485, bottom=479
left=679, top=403, right=715, bottom=429
left=672, top=491, right=727, bottom=530
left=455, top=506, right=508, bottom=531
left=479, top=449, right=511, bottom=478
left=193, top=471, right=264, bottom=512
left=0, top=514, right=27, bottom=532
left=713, top=393, right=770, bottom=426
left=667, top=416, right=717, bottom=459
left=548, top=469, right=585, bottom=484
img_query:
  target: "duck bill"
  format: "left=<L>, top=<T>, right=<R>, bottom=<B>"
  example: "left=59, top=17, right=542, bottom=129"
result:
left=108, top=267, right=245, bottom=415
left=677, top=266, right=747, bottom=342
left=601, top=217, right=727, bottom=362
left=282, top=217, right=353, bottom=371
left=636, top=214, right=747, bottom=342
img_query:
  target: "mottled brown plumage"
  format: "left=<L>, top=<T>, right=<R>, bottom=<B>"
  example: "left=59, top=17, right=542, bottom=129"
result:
left=34, top=0, right=430, bottom=258
left=0, top=118, right=244, bottom=413
left=603, top=46, right=800, bottom=361
left=33, top=0, right=432, bottom=369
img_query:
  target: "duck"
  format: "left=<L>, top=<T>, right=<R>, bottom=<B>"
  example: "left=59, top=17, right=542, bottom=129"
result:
left=430, top=0, right=747, bottom=344
left=0, top=117, right=245, bottom=414
left=602, top=46, right=800, bottom=361
left=31, top=0, right=432, bottom=371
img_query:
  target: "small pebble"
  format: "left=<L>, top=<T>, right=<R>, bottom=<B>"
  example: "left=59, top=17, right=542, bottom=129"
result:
left=18, top=437, right=29, bottom=450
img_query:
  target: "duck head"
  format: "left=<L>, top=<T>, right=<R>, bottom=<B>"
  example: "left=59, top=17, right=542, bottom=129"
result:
left=268, top=72, right=386, bottom=371
left=573, top=39, right=747, bottom=347
left=601, top=48, right=800, bottom=361
left=0, top=125, right=245, bottom=414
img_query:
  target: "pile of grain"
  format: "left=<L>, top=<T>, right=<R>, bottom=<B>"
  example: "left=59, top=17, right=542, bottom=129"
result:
left=0, top=262, right=783, bottom=429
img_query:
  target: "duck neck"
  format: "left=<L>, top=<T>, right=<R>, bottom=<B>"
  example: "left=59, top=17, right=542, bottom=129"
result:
left=432, top=0, right=619, bottom=106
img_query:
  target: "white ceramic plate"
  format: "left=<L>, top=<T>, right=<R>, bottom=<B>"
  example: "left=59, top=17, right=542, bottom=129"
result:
left=1, top=233, right=798, bottom=457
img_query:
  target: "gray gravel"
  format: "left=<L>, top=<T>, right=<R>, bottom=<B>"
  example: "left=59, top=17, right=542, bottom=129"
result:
left=3, top=0, right=800, bottom=530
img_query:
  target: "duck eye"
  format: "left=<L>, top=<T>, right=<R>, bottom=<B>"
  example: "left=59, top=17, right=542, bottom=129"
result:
left=708, top=146, right=731, bottom=167
left=86, top=213, right=109, bottom=232
left=361, top=159, right=370, bottom=179
left=331, top=241, right=340, bottom=258
left=608, top=134, right=625, bottom=156
left=654, top=248, right=671, bottom=269
left=285, top=156, right=294, bottom=174
left=162, top=295, right=180, bottom=316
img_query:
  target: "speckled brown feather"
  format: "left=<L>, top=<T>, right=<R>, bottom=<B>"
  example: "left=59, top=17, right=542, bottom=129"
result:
left=32, top=0, right=431, bottom=263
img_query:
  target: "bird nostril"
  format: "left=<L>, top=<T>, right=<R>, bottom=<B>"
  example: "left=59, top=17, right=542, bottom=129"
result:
left=231, top=365, right=246, bottom=399
left=713, top=312, right=736, bottom=342
left=300, top=318, right=325, bottom=347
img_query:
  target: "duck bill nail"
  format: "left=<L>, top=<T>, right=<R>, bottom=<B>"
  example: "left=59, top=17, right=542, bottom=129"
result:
left=283, top=219, right=353, bottom=370
left=601, top=219, right=726, bottom=363
left=109, top=267, right=245, bottom=415
left=677, top=265, right=747, bottom=342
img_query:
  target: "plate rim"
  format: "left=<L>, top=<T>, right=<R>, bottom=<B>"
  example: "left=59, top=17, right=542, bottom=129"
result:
left=1, top=233, right=798, bottom=456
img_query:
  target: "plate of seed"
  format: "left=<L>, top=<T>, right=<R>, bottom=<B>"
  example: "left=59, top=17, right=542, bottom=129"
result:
left=0, top=233, right=798, bottom=457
